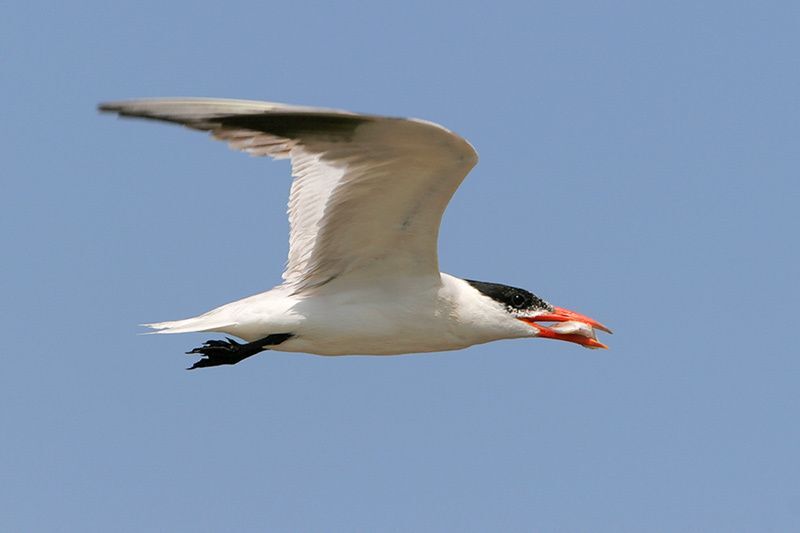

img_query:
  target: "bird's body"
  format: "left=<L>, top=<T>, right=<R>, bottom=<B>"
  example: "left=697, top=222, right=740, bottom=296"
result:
left=149, top=273, right=535, bottom=356
left=100, top=98, right=610, bottom=368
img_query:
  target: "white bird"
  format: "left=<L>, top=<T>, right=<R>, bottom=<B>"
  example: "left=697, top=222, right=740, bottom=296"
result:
left=100, top=98, right=610, bottom=369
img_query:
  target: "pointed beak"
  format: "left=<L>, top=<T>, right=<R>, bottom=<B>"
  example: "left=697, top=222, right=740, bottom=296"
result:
left=533, top=307, right=613, bottom=334
left=518, top=306, right=612, bottom=349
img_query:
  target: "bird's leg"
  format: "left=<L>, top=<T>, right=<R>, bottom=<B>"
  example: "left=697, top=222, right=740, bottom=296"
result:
left=186, top=333, right=293, bottom=370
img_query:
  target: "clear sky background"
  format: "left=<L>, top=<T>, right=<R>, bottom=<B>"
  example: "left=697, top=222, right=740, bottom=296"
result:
left=3, top=1, right=799, bottom=531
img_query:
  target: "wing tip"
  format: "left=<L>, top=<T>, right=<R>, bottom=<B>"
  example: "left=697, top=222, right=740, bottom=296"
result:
left=97, top=101, right=118, bottom=114
left=97, top=100, right=145, bottom=118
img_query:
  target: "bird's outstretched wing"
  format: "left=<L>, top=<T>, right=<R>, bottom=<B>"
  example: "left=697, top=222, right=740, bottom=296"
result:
left=99, top=98, right=478, bottom=290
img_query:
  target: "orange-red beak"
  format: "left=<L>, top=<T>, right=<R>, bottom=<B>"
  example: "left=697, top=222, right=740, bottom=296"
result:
left=518, top=306, right=612, bottom=349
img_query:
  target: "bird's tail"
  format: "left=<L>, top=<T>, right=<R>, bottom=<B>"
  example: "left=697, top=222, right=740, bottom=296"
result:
left=142, top=313, right=235, bottom=335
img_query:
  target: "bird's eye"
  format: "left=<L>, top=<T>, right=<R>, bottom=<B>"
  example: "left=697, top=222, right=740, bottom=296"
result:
left=510, top=293, right=527, bottom=308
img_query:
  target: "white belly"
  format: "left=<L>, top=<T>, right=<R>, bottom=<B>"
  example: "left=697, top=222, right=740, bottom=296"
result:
left=273, top=293, right=472, bottom=356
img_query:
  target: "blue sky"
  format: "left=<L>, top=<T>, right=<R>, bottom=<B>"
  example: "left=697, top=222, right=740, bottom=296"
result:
left=3, top=1, right=799, bottom=531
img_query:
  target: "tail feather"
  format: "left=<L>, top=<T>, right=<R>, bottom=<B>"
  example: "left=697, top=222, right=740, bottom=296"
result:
left=142, top=315, right=235, bottom=335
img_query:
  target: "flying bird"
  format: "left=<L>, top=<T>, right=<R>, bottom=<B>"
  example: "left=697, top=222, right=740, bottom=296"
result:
left=99, top=98, right=610, bottom=369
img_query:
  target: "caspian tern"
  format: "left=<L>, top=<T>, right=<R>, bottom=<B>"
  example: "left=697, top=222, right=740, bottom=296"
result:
left=100, top=98, right=610, bottom=369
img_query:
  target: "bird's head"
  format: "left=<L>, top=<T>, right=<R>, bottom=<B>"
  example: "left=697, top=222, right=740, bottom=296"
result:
left=465, top=279, right=611, bottom=349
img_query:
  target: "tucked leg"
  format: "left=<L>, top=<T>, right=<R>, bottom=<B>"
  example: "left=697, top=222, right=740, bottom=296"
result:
left=186, top=333, right=293, bottom=370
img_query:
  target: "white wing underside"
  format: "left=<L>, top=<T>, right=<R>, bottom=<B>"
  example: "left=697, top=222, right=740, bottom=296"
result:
left=99, top=98, right=478, bottom=291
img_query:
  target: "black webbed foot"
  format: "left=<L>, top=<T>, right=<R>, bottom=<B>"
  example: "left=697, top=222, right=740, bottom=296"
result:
left=186, top=333, right=293, bottom=370
left=186, top=337, right=260, bottom=369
